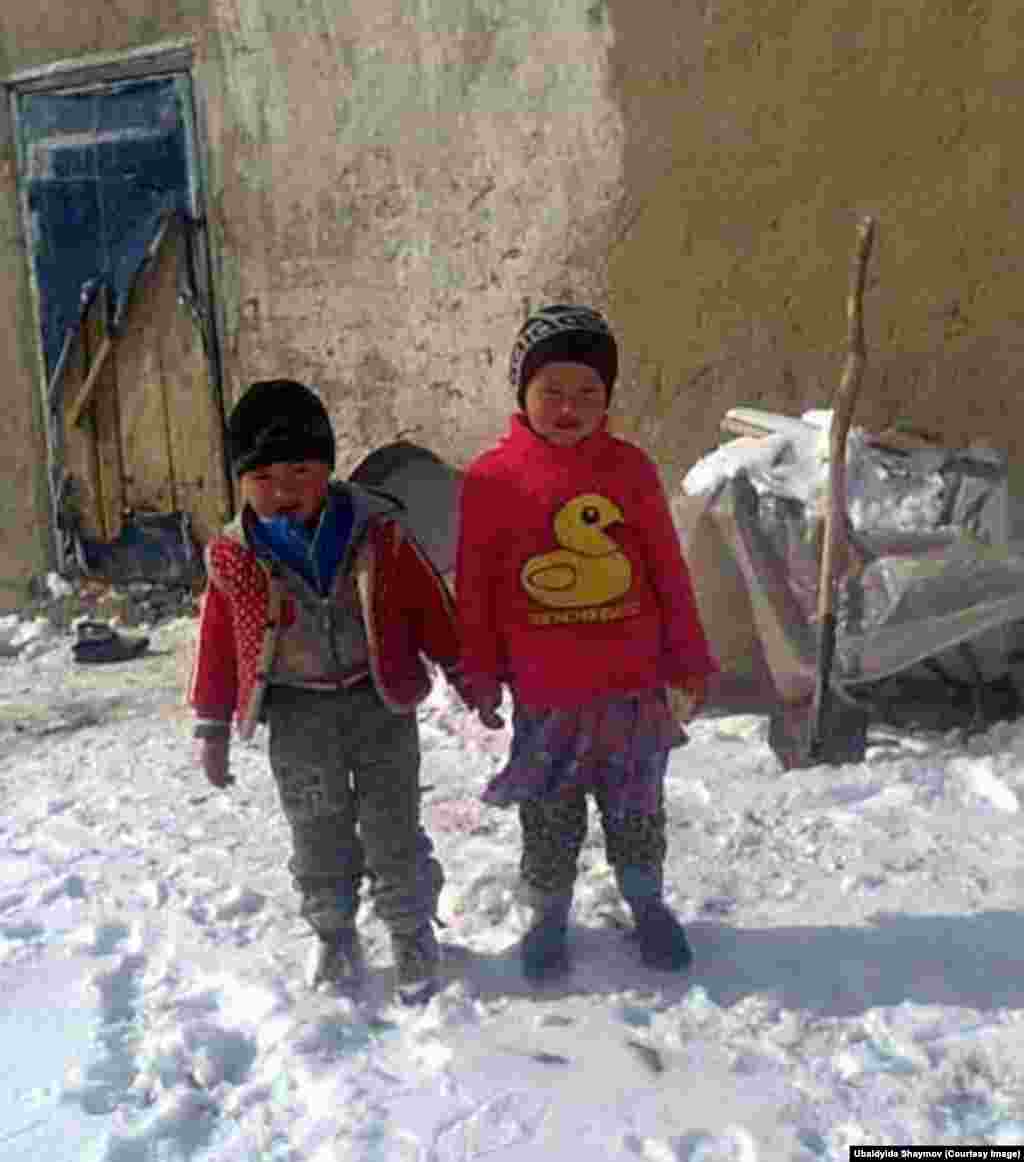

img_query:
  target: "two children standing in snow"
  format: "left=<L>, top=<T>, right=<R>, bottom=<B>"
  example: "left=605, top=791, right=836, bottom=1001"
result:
left=189, top=307, right=715, bottom=1000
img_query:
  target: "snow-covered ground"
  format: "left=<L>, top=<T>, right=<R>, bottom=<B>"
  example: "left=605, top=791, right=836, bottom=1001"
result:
left=3, top=617, right=1024, bottom=1161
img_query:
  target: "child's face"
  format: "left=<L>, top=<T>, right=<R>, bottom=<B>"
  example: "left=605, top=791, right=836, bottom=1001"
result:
left=241, top=459, right=331, bottom=525
left=523, top=362, right=608, bottom=447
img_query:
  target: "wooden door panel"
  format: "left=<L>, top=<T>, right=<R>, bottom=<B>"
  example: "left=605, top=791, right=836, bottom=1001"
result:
left=85, top=291, right=125, bottom=540
left=56, top=218, right=229, bottom=564
left=22, top=77, right=230, bottom=573
left=115, top=235, right=178, bottom=520
left=61, top=294, right=109, bottom=539
left=162, top=234, right=231, bottom=545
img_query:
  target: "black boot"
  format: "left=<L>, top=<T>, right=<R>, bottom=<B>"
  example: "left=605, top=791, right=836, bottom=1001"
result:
left=617, top=866, right=692, bottom=972
left=391, top=923, right=441, bottom=1006
left=310, top=928, right=365, bottom=990
left=300, top=875, right=362, bottom=991
left=631, top=899, right=692, bottom=971
left=521, top=889, right=571, bottom=983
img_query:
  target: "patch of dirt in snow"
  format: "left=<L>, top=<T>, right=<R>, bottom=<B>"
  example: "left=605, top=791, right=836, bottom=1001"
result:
left=0, top=617, right=196, bottom=753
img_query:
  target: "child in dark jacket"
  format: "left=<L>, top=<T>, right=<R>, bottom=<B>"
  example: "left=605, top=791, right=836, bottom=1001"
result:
left=190, top=378, right=466, bottom=1004
left=456, top=306, right=717, bottom=982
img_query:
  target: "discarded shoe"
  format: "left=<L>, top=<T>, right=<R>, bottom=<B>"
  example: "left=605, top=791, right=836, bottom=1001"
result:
left=309, top=928, right=365, bottom=991
left=632, top=900, right=692, bottom=972
left=392, top=923, right=440, bottom=1005
left=72, top=620, right=150, bottom=665
left=521, top=912, right=570, bottom=983
left=397, top=976, right=440, bottom=1007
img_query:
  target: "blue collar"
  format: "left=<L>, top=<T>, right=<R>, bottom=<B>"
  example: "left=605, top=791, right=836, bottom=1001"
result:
left=251, top=489, right=355, bottom=594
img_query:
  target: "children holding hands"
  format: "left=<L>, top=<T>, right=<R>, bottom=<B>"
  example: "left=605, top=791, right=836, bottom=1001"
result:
left=191, top=304, right=714, bottom=997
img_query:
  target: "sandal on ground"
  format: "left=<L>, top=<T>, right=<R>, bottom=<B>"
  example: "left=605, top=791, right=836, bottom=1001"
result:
left=72, top=620, right=150, bottom=665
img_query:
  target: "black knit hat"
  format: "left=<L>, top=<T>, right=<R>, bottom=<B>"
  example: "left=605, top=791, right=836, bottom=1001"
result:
left=227, top=379, right=336, bottom=476
left=509, top=304, right=618, bottom=409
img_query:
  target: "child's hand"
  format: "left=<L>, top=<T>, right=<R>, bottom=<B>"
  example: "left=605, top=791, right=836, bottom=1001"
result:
left=198, top=737, right=235, bottom=788
left=459, top=675, right=505, bottom=730
left=477, top=703, right=505, bottom=730
left=668, top=675, right=708, bottom=723
left=473, top=689, right=505, bottom=730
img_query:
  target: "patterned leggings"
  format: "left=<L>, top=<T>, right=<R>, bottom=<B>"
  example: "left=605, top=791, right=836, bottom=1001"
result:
left=518, top=783, right=667, bottom=898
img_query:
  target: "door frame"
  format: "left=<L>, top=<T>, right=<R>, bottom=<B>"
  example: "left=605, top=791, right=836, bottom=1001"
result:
left=7, top=40, right=233, bottom=572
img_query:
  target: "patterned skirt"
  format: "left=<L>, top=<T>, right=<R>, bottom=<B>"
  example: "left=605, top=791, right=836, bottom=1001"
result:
left=482, top=687, right=687, bottom=818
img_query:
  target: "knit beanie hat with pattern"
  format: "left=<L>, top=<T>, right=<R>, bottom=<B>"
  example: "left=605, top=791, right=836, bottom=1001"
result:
left=509, top=304, right=618, bottom=410
left=227, top=379, right=336, bottom=476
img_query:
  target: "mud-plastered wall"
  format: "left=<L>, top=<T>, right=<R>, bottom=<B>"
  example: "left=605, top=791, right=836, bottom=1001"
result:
left=205, top=0, right=623, bottom=471
left=6, top=0, right=1024, bottom=608
left=0, top=96, right=50, bottom=608
left=0, top=0, right=622, bottom=603
left=604, top=0, right=1024, bottom=491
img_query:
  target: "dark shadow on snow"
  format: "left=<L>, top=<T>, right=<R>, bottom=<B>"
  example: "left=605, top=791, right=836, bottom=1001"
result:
left=691, top=909, right=1024, bottom=1017
left=443, top=910, right=1024, bottom=1018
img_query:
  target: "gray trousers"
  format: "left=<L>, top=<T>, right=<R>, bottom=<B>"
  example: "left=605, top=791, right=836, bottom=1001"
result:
left=263, top=681, right=442, bottom=937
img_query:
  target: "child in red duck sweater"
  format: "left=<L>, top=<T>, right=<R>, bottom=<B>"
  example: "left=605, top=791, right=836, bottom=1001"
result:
left=456, top=306, right=717, bottom=982
left=190, top=378, right=467, bottom=1005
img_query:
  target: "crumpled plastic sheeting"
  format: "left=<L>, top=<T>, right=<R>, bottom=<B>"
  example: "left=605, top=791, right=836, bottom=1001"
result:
left=840, top=539, right=1024, bottom=685
left=681, top=413, right=1024, bottom=697
left=684, top=410, right=1009, bottom=538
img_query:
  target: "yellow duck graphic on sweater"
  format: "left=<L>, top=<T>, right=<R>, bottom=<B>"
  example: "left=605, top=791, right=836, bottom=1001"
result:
left=520, top=493, right=632, bottom=609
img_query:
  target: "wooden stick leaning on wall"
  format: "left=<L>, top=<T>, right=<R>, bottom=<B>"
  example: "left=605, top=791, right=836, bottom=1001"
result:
left=67, top=334, right=113, bottom=428
left=810, top=215, right=876, bottom=759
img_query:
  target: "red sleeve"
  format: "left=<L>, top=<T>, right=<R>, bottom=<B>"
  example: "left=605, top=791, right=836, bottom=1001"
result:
left=455, top=466, right=504, bottom=706
left=631, top=457, right=718, bottom=685
left=188, top=578, right=239, bottom=723
left=393, top=528, right=460, bottom=669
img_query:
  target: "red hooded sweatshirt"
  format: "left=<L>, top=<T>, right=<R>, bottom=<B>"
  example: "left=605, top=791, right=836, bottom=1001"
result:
left=457, top=414, right=717, bottom=710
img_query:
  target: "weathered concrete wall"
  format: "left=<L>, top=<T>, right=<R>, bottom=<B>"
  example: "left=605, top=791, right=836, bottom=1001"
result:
left=604, top=0, right=1024, bottom=494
